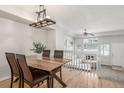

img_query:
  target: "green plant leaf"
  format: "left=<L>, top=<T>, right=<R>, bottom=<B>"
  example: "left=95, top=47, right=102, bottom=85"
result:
left=30, top=42, right=47, bottom=54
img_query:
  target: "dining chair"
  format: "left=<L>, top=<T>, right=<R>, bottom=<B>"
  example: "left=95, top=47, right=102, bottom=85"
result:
left=54, top=50, right=63, bottom=59
left=53, top=50, right=63, bottom=80
left=16, top=54, right=50, bottom=88
left=42, top=50, right=50, bottom=58
left=5, top=53, right=22, bottom=88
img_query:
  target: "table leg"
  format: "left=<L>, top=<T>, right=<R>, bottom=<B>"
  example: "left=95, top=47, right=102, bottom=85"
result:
left=49, top=74, right=54, bottom=88
left=51, top=76, right=54, bottom=88
left=52, top=73, right=67, bottom=88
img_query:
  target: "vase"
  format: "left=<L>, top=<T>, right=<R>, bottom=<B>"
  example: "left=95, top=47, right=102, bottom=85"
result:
left=29, top=52, right=42, bottom=59
left=35, top=53, right=42, bottom=59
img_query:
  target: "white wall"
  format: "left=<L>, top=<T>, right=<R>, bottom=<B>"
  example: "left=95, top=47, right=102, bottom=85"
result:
left=30, top=28, right=48, bottom=55
left=56, top=29, right=65, bottom=50
left=0, top=17, right=48, bottom=79
left=55, top=25, right=75, bottom=50
left=47, top=30, right=56, bottom=57
left=47, top=25, right=75, bottom=57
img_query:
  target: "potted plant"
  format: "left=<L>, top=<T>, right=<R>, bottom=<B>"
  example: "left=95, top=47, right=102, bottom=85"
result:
left=30, top=42, right=46, bottom=54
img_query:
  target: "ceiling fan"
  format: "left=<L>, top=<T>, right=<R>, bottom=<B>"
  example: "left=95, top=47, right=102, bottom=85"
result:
left=82, top=28, right=95, bottom=38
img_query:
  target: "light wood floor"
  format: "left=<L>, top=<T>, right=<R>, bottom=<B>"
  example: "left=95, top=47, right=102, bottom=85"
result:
left=0, top=67, right=124, bottom=88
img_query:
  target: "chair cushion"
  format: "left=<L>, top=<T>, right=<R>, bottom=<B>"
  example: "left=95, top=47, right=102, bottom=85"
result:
left=29, top=66, right=38, bottom=71
left=32, top=70, right=49, bottom=85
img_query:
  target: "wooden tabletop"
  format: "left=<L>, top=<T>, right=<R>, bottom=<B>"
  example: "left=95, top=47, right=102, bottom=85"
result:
left=26, top=57, right=70, bottom=72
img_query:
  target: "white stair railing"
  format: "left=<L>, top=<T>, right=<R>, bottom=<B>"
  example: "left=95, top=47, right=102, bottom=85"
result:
left=63, top=50, right=100, bottom=71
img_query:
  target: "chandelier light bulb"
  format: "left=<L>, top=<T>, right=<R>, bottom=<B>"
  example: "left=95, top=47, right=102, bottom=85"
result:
left=35, top=20, right=38, bottom=22
left=46, top=15, right=51, bottom=19
left=40, top=18, right=43, bottom=21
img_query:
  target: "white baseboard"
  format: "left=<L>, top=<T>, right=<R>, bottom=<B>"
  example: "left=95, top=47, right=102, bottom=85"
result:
left=0, top=75, right=10, bottom=81
left=101, top=63, right=112, bottom=66
left=112, top=65, right=124, bottom=71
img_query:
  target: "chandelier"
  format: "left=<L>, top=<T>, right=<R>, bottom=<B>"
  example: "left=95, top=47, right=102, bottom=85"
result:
left=29, top=5, right=56, bottom=28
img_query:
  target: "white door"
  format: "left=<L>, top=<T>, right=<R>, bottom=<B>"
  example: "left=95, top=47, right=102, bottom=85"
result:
left=112, top=43, right=124, bottom=67
left=100, top=43, right=111, bottom=65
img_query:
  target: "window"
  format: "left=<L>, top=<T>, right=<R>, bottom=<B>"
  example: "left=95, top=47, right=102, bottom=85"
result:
left=100, top=44, right=110, bottom=56
left=83, top=38, right=98, bottom=51
left=64, top=38, right=74, bottom=51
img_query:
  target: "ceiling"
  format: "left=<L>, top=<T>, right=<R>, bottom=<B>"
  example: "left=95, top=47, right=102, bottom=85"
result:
left=1, top=5, right=124, bottom=35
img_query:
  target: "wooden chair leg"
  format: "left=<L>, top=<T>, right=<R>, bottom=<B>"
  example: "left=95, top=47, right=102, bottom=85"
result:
left=60, top=68, right=62, bottom=80
left=37, top=81, right=44, bottom=87
left=19, top=78, right=21, bottom=88
left=10, top=75, right=13, bottom=88
left=21, top=80, right=24, bottom=88
left=37, top=84, right=40, bottom=87
left=50, top=76, right=54, bottom=88
left=47, top=78, right=50, bottom=88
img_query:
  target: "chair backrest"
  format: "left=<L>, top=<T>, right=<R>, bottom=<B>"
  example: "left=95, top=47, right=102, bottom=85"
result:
left=42, top=50, right=50, bottom=58
left=16, top=54, right=33, bottom=82
left=54, top=50, right=63, bottom=59
left=5, top=53, right=20, bottom=76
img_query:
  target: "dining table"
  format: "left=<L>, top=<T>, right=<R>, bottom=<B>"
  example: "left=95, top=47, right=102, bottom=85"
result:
left=26, top=56, right=70, bottom=88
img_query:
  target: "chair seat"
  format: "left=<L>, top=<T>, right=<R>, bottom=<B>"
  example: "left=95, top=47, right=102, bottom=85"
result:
left=32, top=70, right=49, bottom=85
left=29, top=66, right=38, bottom=71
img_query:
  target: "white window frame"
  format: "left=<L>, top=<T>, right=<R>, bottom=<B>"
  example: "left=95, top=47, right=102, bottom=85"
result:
left=100, top=44, right=110, bottom=56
